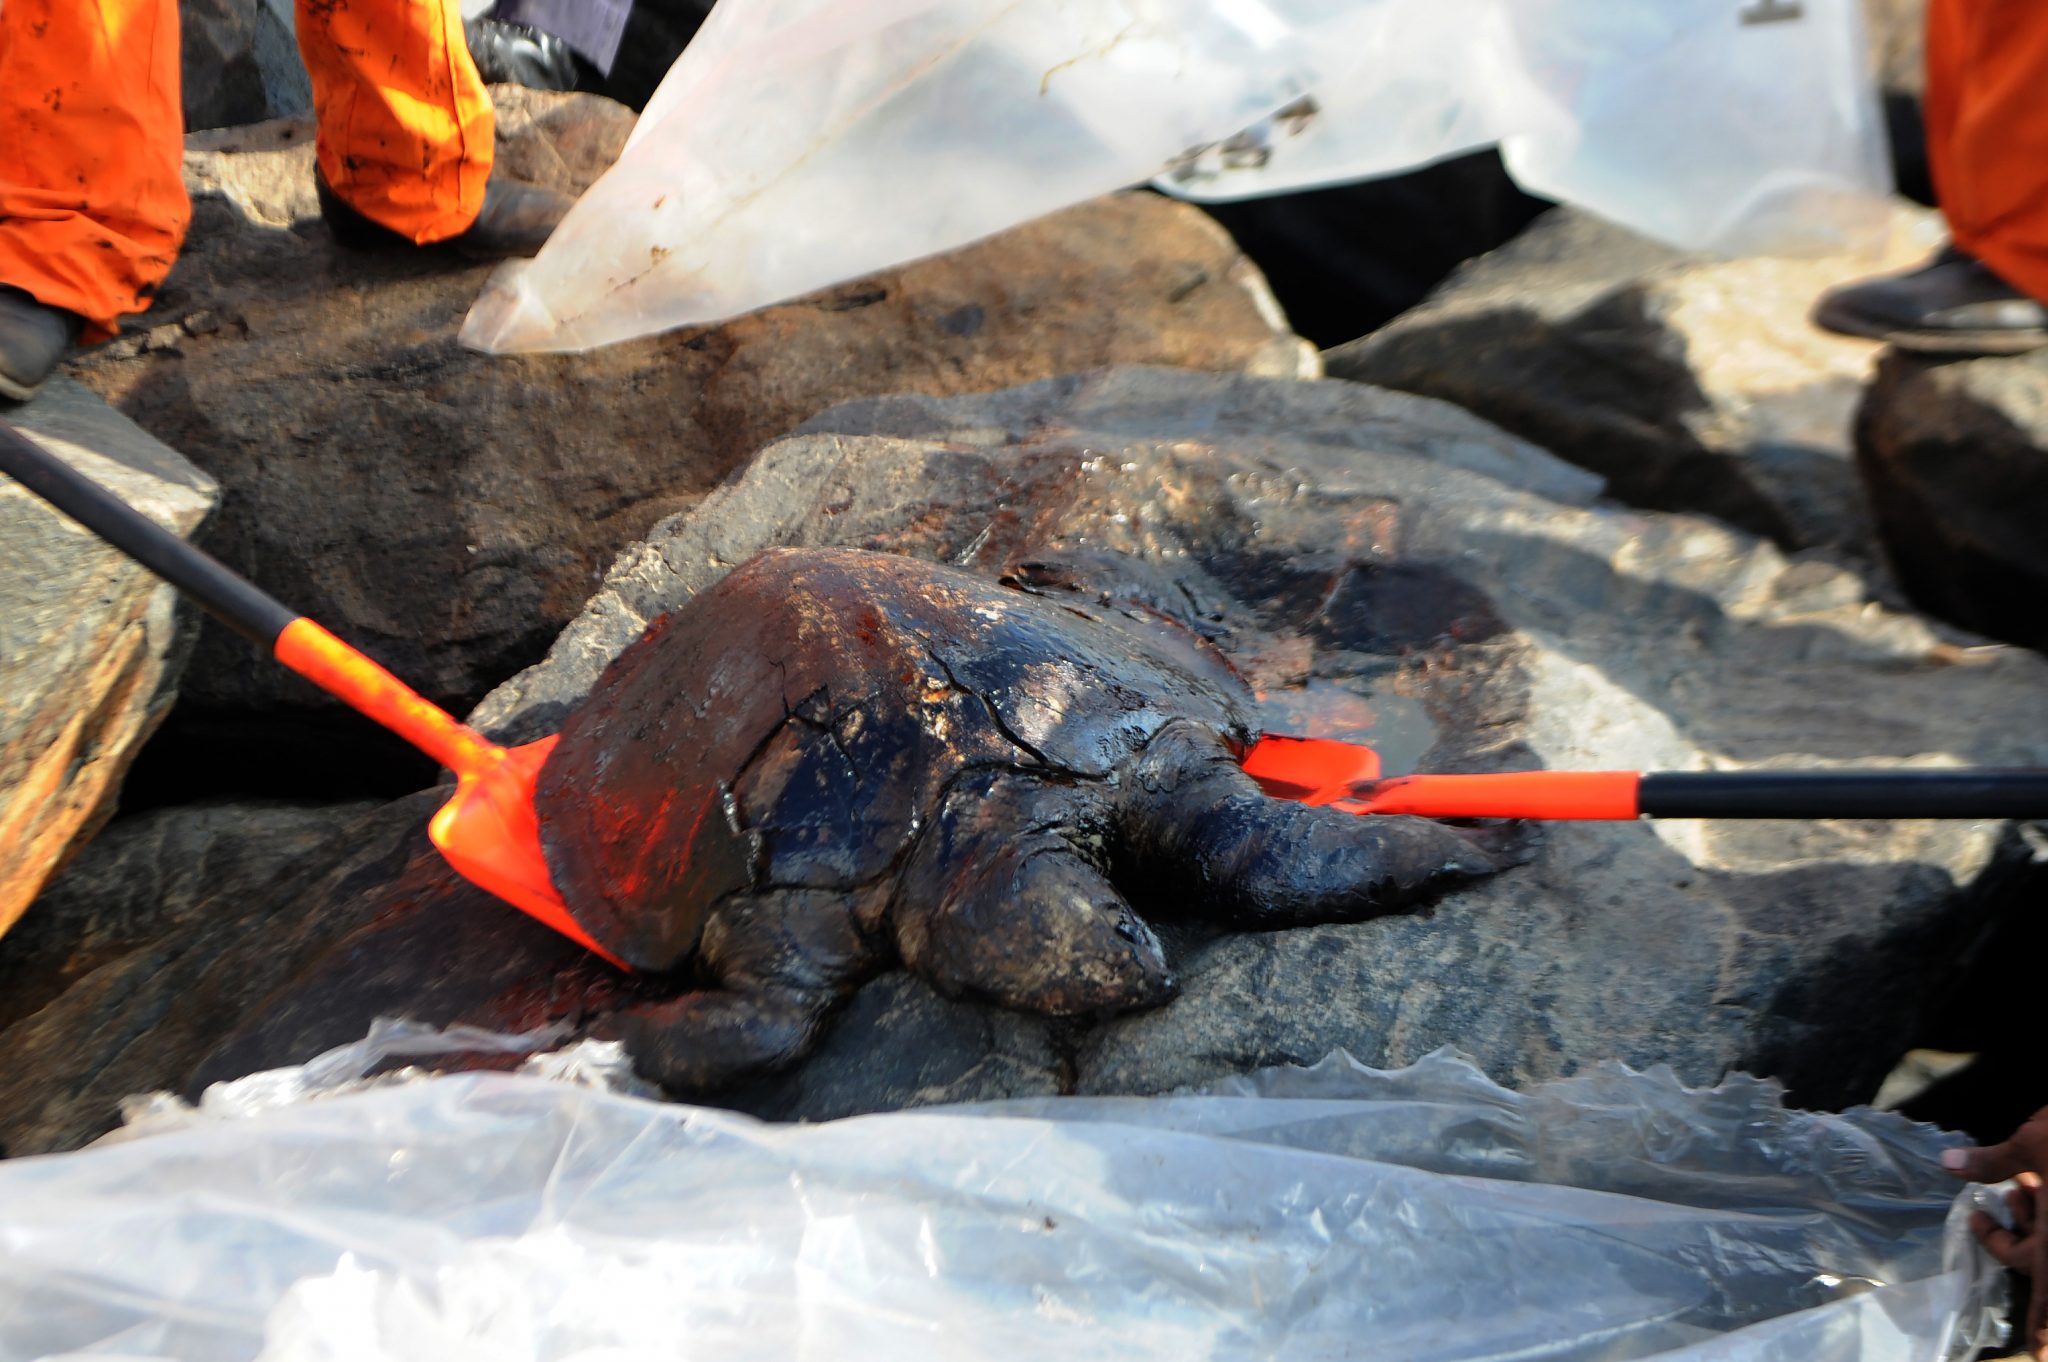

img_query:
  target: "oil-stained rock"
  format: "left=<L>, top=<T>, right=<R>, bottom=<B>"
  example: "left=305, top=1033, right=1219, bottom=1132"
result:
left=10, top=367, right=2046, bottom=1150
left=1324, top=203, right=1946, bottom=564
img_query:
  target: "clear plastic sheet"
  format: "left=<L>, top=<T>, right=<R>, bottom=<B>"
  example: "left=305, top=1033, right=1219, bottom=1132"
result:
left=100, top=1019, right=650, bottom=1146
left=0, top=1040, right=2006, bottom=1362
left=1153, top=0, right=1889, bottom=255
left=460, top=0, right=1889, bottom=354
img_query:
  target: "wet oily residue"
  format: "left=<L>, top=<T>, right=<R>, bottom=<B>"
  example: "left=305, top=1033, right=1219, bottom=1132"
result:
left=1255, top=681, right=1439, bottom=777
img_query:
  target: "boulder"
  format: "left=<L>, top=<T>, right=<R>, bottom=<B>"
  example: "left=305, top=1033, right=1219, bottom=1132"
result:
left=0, top=379, right=217, bottom=943
left=476, top=367, right=2048, bottom=1119
left=0, top=793, right=631, bottom=1156
left=0, top=800, right=378, bottom=1033
left=11, top=367, right=2043, bottom=1152
left=179, top=0, right=311, bottom=130
left=1323, top=204, right=1946, bottom=563
left=179, top=0, right=269, bottom=131
left=69, top=88, right=1313, bottom=749
left=1853, top=348, right=2048, bottom=654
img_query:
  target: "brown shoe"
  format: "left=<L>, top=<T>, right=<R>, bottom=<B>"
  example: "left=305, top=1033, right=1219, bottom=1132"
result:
left=0, top=286, right=85, bottom=404
left=316, top=172, right=573, bottom=260
left=1813, top=245, right=2048, bottom=355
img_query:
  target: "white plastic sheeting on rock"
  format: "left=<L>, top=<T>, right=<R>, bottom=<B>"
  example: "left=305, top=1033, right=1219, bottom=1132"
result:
left=0, top=1043, right=2005, bottom=1362
left=459, top=0, right=1889, bottom=354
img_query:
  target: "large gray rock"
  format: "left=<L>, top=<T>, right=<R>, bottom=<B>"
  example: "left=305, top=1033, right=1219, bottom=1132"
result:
left=472, top=367, right=2048, bottom=1117
left=179, top=0, right=311, bottom=130
left=10, top=367, right=2044, bottom=1151
left=1324, top=205, right=1945, bottom=562
left=0, top=380, right=216, bottom=942
left=71, top=89, right=1312, bottom=738
left=1854, top=348, right=2048, bottom=654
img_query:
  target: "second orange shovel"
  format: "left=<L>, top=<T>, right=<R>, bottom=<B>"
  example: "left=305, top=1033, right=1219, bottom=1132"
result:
left=1242, top=734, right=2048, bottom=820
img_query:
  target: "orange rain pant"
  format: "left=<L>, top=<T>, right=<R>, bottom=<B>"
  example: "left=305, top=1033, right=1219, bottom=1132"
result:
left=0, top=0, right=493, bottom=341
left=1926, top=0, right=2048, bottom=305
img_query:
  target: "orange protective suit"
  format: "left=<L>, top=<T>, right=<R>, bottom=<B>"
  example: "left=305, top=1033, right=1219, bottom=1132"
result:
left=1926, top=0, right=2048, bottom=305
left=0, top=0, right=493, bottom=340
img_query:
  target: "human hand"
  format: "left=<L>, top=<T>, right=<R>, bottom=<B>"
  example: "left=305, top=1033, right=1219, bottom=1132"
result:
left=1945, top=1107, right=2048, bottom=1357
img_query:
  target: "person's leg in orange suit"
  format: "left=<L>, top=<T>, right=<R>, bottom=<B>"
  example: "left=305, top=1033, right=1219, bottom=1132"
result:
left=0, top=0, right=569, bottom=400
left=0, top=0, right=189, bottom=359
left=294, top=0, right=572, bottom=261
left=1813, top=0, right=2048, bottom=352
left=1924, top=0, right=2048, bottom=308
left=295, top=0, right=495, bottom=244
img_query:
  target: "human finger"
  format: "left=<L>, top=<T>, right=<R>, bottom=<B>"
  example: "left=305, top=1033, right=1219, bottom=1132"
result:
left=1970, top=1208, right=2036, bottom=1272
left=1946, top=1140, right=2031, bottom=1184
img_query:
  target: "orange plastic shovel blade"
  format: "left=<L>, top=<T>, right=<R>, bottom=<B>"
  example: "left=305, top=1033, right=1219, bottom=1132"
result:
left=1242, top=733, right=1382, bottom=805
left=427, top=735, right=629, bottom=970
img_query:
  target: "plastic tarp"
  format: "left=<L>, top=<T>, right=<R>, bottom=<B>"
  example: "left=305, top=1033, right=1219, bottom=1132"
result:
left=0, top=1028, right=2007, bottom=1362
left=460, top=0, right=1890, bottom=354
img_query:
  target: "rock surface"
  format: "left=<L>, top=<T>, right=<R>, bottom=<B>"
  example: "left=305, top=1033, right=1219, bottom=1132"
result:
left=0, top=800, right=378, bottom=1033
left=180, top=0, right=310, bottom=130
left=0, top=793, right=630, bottom=1156
left=1324, top=204, right=1946, bottom=563
left=11, top=366, right=2043, bottom=1153
left=70, top=88, right=1312, bottom=738
left=179, top=0, right=269, bottom=131
left=1854, top=349, right=2048, bottom=654
left=0, top=380, right=217, bottom=943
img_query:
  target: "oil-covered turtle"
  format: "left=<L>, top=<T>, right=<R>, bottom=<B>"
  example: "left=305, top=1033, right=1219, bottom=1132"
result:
left=537, top=546, right=1513, bottom=1091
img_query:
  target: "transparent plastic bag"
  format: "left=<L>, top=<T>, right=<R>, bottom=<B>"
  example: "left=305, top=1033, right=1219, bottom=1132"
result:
left=99, top=1018, right=647, bottom=1146
left=0, top=1036, right=2005, bottom=1362
left=1156, top=0, right=1890, bottom=256
left=460, top=0, right=1889, bottom=354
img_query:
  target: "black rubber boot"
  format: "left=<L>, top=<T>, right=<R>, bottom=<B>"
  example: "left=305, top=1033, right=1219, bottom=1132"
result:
left=1812, top=246, right=2048, bottom=355
left=316, top=172, right=574, bottom=260
left=450, top=176, right=576, bottom=259
left=0, top=287, right=85, bottom=403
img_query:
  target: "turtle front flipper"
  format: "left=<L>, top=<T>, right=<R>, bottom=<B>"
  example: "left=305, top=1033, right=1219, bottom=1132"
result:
left=1115, top=721, right=1519, bottom=928
left=893, top=770, right=1177, bottom=1016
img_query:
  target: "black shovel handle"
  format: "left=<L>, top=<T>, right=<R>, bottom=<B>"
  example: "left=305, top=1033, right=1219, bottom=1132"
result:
left=0, top=417, right=297, bottom=646
left=1638, top=769, right=2048, bottom=819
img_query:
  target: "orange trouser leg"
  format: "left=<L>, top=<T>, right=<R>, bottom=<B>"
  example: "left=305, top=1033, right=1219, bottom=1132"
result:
left=296, top=0, right=494, bottom=245
left=1924, top=0, right=2048, bottom=304
left=0, top=0, right=189, bottom=341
